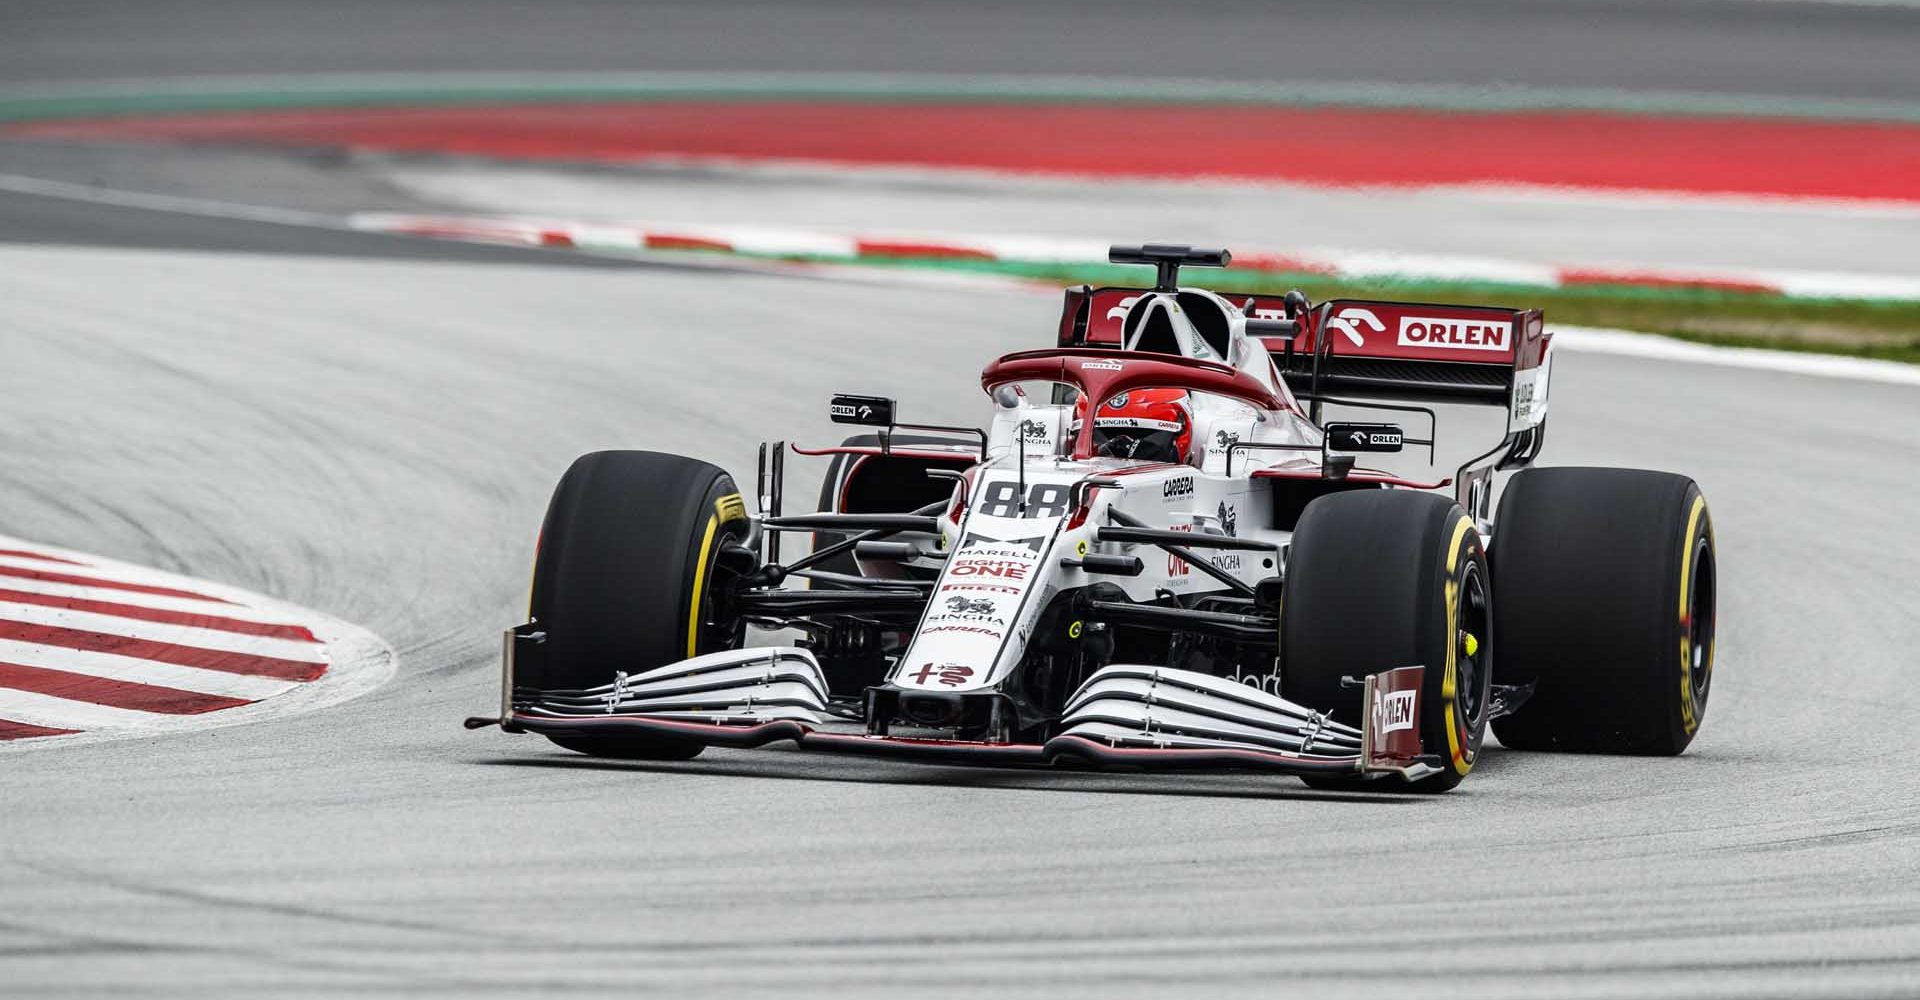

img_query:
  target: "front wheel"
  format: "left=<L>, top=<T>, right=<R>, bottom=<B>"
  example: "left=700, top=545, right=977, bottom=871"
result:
left=1281, top=490, right=1492, bottom=793
left=527, top=450, right=750, bottom=760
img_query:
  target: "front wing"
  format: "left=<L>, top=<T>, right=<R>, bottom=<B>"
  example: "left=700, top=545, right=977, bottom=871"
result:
left=470, top=632, right=1444, bottom=783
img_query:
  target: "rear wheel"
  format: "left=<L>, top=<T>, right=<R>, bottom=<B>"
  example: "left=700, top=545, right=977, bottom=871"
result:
left=530, top=450, right=750, bottom=760
left=1490, top=467, right=1715, bottom=755
left=1281, top=490, right=1491, bottom=793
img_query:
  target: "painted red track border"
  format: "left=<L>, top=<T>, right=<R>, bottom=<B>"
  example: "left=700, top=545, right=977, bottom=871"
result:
left=10, top=101, right=1920, bottom=202
left=0, top=661, right=251, bottom=715
left=0, top=620, right=325, bottom=682
left=0, top=532, right=394, bottom=744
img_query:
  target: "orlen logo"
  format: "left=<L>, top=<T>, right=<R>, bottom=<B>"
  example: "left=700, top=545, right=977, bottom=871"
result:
left=1374, top=689, right=1416, bottom=734
left=1325, top=307, right=1385, bottom=348
left=1398, top=316, right=1512, bottom=353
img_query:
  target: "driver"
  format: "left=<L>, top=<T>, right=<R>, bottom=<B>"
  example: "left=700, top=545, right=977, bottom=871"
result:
left=1074, top=389, right=1194, bottom=464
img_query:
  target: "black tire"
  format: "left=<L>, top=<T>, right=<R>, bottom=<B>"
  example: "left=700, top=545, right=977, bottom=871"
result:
left=1281, top=490, right=1492, bottom=793
left=1490, top=467, right=1715, bottom=755
left=529, top=450, right=750, bottom=760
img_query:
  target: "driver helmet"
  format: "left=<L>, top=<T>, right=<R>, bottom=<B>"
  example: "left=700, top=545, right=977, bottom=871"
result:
left=1075, top=388, right=1193, bottom=463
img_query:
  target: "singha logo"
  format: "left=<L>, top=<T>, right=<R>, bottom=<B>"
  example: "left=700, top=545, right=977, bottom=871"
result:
left=945, top=596, right=996, bottom=616
left=1213, top=429, right=1240, bottom=452
left=1218, top=501, right=1238, bottom=538
left=1017, top=418, right=1048, bottom=442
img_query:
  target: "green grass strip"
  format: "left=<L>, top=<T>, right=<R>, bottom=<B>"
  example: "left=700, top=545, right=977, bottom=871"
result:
left=689, top=250, right=1920, bottom=365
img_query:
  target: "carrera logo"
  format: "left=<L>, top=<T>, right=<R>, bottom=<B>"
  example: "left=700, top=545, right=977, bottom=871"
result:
left=1162, top=476, right=1194, bottom=500
left=921, top=624, right=1001, bottom=637
left=1398, top=317, right=1512, bottom=352
left=1080, top=359, right=1125, bottom=371
left=1374, top=689, right=1417, bottom=734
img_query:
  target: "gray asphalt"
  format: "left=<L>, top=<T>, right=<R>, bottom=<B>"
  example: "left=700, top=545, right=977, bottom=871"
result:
left=5, top=0, right=1920, bottom=101
left=5, top=2, right=1920, bottom=996
left=2, top=223, right=1918, bottom=996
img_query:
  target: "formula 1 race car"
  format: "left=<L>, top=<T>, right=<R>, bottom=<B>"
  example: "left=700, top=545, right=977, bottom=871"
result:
left=468, top=245, right=1717, bottom=791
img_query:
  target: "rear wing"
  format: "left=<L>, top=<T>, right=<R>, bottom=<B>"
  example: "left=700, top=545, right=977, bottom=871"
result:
left=1056, top=285, right=1554, bottom=523
left=1285, top=299, right=1546, bottom=407
left=1057, top=286, right=1550, bottom=430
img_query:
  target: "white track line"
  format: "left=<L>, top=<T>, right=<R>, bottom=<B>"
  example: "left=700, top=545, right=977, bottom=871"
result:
left=0, top=573, right=321, bottom=626
left=0, top=688, right=179, bottom=731
left=0, top=172, right=1911, bottom=391
left=0, top=602, right=323, bottom=660
left=0, top=550, right=259, bottom=595
left=1553, top=326, right=1920, bottom=388
left=347, top=211, right=1920, bottom=302
left=0, top=638, right=296, bottom=701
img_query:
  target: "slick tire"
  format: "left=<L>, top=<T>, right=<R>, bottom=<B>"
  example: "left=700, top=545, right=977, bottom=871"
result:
left=1489, top=467, right=1716, bottom=755
left=530, top=450, right=750, bottom=761
left=1281, top=490, right=1492, bottom=793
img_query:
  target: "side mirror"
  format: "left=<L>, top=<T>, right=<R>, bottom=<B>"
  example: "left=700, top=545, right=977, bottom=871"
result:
left=1325, top=422, right=1404, bottom=453
left=830, top=394, right=895, bottom=426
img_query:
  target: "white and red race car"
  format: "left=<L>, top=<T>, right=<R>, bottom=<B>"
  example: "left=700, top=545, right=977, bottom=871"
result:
left=470, top=245, right=1717, bottom=791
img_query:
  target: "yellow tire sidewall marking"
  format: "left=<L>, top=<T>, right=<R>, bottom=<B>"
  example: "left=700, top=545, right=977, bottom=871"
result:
left=1443, top=515, right=1476, bottom=775
left=1677, top=494, right=1708, bottom=735
left=685, top=492, right=748, bottom=660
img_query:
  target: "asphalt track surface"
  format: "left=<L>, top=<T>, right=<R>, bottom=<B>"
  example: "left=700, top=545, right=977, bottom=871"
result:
left=5, top=0, right=1920, bottom=102
left=2, top=198, right=1919, bottom=997
left=4, top=2, right=1920, bottom=997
